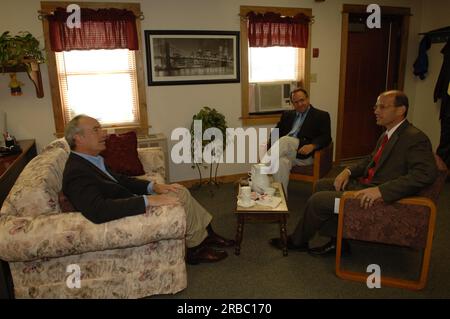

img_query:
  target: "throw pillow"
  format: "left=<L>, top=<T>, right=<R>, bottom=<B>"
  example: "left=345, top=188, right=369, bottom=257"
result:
left=101, top=131, right=145, bottom=176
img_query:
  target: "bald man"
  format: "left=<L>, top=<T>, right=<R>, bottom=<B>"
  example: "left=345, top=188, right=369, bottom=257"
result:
left=270, top=90, right=438, bottom=256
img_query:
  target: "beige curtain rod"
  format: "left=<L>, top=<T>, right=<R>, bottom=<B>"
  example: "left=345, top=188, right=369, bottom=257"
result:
left=37, top=10, right=145, bottom=20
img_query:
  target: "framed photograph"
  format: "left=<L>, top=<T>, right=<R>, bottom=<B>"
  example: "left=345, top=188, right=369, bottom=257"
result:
left=144, top=30, right=240, bottom=86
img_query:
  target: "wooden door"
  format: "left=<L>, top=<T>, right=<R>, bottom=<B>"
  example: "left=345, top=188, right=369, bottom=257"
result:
left=337, top=6, right=409, bottom=161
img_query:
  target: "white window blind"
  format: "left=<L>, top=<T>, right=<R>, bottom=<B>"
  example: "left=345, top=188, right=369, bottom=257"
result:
left=249, top=46, right=304, bottom=83
left=55, top=49, right=140, bottom=127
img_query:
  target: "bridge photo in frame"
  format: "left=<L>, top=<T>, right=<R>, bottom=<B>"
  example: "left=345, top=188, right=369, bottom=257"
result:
left=144, top=30, right=240, bottom=85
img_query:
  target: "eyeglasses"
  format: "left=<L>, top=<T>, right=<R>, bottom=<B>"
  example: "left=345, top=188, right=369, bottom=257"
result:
left=292, top=98, right=306, bottom=104
left=373, top=104, right=396, bottom=111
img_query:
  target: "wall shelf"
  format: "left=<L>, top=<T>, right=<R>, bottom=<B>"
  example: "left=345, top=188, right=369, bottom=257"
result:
left=1, top=59, right=44, bottom=98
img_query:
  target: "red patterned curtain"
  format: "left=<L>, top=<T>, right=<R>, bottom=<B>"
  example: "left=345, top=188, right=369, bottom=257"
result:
left=247, top=12, right=310, bottom=48
left=47, top=8, right=139, bottom=52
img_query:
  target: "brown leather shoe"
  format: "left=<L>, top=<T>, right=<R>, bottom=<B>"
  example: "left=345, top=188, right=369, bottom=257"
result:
left=203, top=233, right=236, bottom=248
left=186, top=245, right=228, bottom=265
left=269, top=236, right=309, bottom=251
left=308, top=238, right=351, bottom=257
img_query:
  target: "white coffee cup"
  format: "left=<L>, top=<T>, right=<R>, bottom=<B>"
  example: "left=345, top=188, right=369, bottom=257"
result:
left=264, top=187, right=276, bottom=196
left=240, top=186, right=252, bottom=204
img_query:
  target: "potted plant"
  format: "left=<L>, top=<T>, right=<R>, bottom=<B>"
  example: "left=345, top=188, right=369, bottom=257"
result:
left=0, top=31, right=45, bottom=72
left=190, top=106, right=228, bottom=189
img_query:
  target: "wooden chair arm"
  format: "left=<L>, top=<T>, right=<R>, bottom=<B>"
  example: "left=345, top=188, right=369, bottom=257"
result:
left=315, top=142, right=333, bottom=179
left=340, top=192, right=435, bottom=209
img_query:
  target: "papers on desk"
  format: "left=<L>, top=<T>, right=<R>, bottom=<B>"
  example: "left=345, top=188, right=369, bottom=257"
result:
left=257, top=196, right=282, bottom=208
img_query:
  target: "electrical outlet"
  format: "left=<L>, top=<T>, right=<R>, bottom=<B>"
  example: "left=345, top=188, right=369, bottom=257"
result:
left=310, top=73, right=318, bottom=83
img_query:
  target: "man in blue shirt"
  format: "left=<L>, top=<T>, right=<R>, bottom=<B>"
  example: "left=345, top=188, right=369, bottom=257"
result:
left=62, top=115, right=234, bottom=265
left=268, top=88, right=331, bottom=194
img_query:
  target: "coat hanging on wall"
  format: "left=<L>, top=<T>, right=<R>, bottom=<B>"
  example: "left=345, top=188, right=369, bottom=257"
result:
left=435, top=39, right=450, bottom=167
left=413, top=35, right=431, bottom=80
left=414, top=26, right=450, bottom=79
left=414, top=26, right=450, bottom=167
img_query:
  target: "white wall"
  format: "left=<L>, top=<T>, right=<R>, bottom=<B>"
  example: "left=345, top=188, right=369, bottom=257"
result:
left=0, top=0, right=55, bottom=151
left=1, top=0, right=446, bottom=182
left=409, top=0, right=450, bottom=149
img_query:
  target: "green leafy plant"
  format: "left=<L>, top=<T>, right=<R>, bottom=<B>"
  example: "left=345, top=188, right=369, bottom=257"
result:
left=0, top=31, right=45, bottom=72
left=190, top=106, right=228, bottom=187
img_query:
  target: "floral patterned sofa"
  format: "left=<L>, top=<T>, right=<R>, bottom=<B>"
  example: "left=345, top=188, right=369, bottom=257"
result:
left=0, top=138, right=187, bottom=298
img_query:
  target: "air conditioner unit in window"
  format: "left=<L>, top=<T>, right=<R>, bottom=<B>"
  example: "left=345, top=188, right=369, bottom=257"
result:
left=249, top=81, right=296, bottom=113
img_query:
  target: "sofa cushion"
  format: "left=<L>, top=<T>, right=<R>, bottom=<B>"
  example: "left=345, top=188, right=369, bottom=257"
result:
left=1, top=147, right=68, bottom=217
left=101, top=131, right=145, bottom=176
left=137, top=147, right=166, bottom=179
left=41, top=138, right=70, bottom=154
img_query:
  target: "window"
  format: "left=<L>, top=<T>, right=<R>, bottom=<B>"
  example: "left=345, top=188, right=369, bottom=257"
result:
left=248, top=47, right=306, bottom=114
left=41, top=2, right=148, bottom=137
left=240, top=6, right=312, bottom=125
left=55, top=49, right=140, bottom=126
left=249, top=47, right=301, bottom=83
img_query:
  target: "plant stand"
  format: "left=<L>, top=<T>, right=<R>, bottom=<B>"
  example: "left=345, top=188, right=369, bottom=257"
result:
left=189, top=106, right=228, bottom=195
left=192, top=162, right=221, bottom=197
left=2, top=60, right=43, bottom=98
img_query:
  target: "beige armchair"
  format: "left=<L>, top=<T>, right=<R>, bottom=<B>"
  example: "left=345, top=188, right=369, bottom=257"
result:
left=0, top=139, right=187, bottom=298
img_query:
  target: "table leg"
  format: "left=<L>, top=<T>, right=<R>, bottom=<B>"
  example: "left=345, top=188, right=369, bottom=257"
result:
left=280, top=215, right=288, bottom=256
left=235, top=215, right=244, bottom=256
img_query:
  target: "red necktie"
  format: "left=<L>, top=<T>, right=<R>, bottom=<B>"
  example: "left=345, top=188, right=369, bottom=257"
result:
left=360, top=134, right=389, bottom=184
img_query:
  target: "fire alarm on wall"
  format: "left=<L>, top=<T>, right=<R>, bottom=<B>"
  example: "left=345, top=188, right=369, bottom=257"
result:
left=313, top=48, right=319, bottom=58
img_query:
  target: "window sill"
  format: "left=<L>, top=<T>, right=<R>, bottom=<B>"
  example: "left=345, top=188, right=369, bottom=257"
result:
left=241, top=114, right=281, bottom=126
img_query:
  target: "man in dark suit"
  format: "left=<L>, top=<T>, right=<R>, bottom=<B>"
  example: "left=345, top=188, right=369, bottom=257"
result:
left=270, top=90, right=438, bottom=255
left=63, top=115, right=234, bottom=265
left=268, top=88, right=331, bottom=193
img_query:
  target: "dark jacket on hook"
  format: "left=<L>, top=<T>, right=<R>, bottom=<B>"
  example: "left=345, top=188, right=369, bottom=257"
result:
left=413, top=35, right=432, bottom=80
left=434, top=39, right=450, bottom=105
left=435, top=40, right=450, bottom=167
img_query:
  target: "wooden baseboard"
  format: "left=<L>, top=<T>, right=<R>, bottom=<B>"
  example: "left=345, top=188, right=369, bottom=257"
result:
left=176, top=173, right=248, bottom=188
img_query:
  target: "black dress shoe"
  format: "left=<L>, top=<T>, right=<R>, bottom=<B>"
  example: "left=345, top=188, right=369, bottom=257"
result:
left=186, top=245, right=228, bottom=265
left=308, top=239, right=351, bottom=257
left=203, top=233, right=235, bottom=248
left=269, top=236, right=309, bottom=251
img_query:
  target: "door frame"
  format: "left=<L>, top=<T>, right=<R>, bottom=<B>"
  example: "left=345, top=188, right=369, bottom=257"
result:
left=336, top=4, right=411, bottom=162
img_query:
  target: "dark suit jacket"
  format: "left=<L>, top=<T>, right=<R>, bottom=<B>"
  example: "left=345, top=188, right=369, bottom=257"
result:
left=348, top=120, right=438, bottom=203
left=62, top=153, right=149, bottom=224
left=274, top=105, right=331, bottom=159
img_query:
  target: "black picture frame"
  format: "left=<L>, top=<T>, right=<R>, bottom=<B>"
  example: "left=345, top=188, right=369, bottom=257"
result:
left=144, top=30, right=240, bottom=86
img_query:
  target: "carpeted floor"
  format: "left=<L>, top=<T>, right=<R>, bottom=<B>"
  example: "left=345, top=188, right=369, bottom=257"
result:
left=154, top=173, right=450, bottom=299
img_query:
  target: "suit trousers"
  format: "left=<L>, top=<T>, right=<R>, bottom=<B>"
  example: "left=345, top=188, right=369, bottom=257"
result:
left=267, top=136, right=313, bottom=196
left=166, top=186, right=212, bottom=248
left=290, top=178, right=367, bottom=245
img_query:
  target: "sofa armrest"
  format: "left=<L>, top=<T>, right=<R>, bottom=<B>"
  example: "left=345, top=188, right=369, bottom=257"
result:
left=138, top=147, right=166, bottom=180
left=338, top=192, right=436, bottom=249
left=0, top=205, right=186, bottom=262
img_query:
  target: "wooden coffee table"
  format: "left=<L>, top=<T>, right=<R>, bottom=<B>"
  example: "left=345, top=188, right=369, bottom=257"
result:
left=234, top=182, right=289, bottom=256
